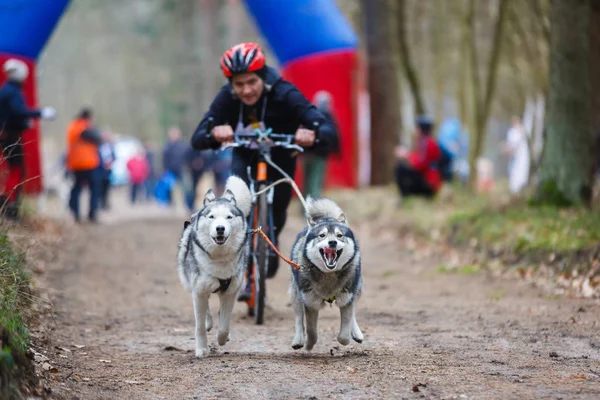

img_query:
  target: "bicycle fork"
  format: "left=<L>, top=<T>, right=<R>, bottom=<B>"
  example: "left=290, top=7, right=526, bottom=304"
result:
left=243, top=181, right=276, bottom=307
left=247, top=181, right=276, bottom=257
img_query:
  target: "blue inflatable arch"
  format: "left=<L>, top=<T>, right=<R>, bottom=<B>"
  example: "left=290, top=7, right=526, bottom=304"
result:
left=0, top=0, right=70, bottom=60
left=243, top=0, right=358, bottom=65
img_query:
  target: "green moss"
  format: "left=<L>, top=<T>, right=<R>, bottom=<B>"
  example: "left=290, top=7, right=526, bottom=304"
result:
left=380, top=270, right=396, bottom=278
left=436, top=264, right=481, bottom=275
left=450, top=205, right=600, bottom=253
left=490, top=289, right=506, bottom=302
left=322, top=183, right=599, bottom=267
left=531, top=180, right=574, bottom=207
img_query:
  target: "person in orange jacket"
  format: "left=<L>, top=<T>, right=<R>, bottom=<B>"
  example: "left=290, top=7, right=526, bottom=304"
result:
left=66, top=108, right=101, bottom=223
left=394, top=116, right=442, bottom=199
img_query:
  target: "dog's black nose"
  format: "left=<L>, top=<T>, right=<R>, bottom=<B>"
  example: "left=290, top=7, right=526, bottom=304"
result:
left=328, top=240, right=337, bottom=249
left=216, top=226, right=225, bottom=235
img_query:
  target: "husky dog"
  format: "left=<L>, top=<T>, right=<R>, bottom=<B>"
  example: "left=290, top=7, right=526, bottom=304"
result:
left=289, top=197, right=363, bottom=351
left=177, top=175, right=252, bottom=358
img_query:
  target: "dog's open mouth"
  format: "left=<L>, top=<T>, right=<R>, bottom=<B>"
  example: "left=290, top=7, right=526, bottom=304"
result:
left=212, top=235, right=228, bottom=245
left=320, top=247, right=343, bottom=269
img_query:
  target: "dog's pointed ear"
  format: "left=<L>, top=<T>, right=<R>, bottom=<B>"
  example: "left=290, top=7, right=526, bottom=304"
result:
left=308, top=217, right=317, bottom=227
left=338, top=213, right=347, bottom=224
left=183, top=214, right=195, bottom=230
left=223, top=189, right=236, bottom=205
left=203, top=189, right=216, bottom=206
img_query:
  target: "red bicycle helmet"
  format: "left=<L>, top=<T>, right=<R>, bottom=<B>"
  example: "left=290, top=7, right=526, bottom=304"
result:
left=220, top=43, right=266, bottom=78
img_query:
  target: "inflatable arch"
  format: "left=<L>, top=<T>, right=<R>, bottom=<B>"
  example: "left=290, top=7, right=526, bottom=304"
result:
left=243, top=0, right=360, bottom=188
left=0, top=0, right=70, bottom=194
left=0, top=1, right=359, bottom=194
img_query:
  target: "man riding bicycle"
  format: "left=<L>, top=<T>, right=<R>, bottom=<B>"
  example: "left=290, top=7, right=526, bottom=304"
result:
left=191, top=42, right=338, bottom=300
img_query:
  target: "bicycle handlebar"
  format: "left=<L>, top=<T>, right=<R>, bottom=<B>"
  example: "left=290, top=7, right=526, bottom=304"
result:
left=205, top=117, right=320, bottom=153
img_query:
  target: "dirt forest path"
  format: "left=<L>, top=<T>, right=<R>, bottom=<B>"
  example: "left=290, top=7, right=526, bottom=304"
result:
left=38, top=189, right=600, bottom=400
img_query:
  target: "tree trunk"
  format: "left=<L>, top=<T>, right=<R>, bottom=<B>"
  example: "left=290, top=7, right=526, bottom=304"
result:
left=458, top=0, right=469, bottom=128
left=397, top=0, right=426, bottom=115
left=363, top=0, right=402, bottom=185
left=465, top=0, right=481, bottom=189
left=535, top=0, right=592, bottom=206
left=590, top=0, right=600, bottom=132
left=467, top=0, right=509, bottom=190
left=200, top=0, right=224, bottom=103
left=432, top=0, right=446, bottom=133
left=479, top=0, right=509, bottom=129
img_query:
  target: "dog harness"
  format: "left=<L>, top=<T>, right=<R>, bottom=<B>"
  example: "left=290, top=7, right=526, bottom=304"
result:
left=214, top=278, right=232, bottom=293
left=183, top=215, right=233, bottom=293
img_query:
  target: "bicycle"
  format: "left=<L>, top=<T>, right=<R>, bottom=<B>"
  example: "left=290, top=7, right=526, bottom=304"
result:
left=206, top=118, right=319, bottom=325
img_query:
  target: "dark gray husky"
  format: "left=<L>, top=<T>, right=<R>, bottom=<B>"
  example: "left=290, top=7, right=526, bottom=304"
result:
left=289, top=197, right=363, bottom=351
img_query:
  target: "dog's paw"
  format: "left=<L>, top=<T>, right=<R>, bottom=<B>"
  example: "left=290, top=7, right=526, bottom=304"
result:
left=217, top=331, right=230, bottom=346
left=291, top=336, right=305, bottom=350
left=352, top=324, right=363, bottom=343
left=351, top=329, right=364, bottom=343
left=352, top=334, right=363, bottom=344
left=337, top=334, right=351, bottom=346
left=195, top=347, right=210, bottom=358
left=305, top=331, right=317, bottom=351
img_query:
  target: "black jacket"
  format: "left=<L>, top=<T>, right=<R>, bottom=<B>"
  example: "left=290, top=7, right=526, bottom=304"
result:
left=190, top=67, right=338, bottom=174
left=312, top=109, right=341, bottom=158
left=0, top=81, right=41, bottom=143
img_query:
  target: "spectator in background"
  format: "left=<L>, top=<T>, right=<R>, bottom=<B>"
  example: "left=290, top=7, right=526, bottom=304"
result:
left=394, top=116, right=442, bottom=199
left=184, top=147, right=211, bottom=212
left=303, top=91, right=340, bottom=198
left=0, top=58, right=56, bottom=220
left=436, top=118, right=462, bottom=182
left=142, top=140, right=156, bottom=201
left=66, top=108, right=101, bottom=223
left=504, top=116, right=529, bottom=194
left=476, top=157, right=494, bottom=194
left=98, top=131, right=116, bottom=210
left=161, top=126, right=188, bottom=207
left=211, top=148, right=231, bottom=196
left=126, top=149, right=150, bottom=204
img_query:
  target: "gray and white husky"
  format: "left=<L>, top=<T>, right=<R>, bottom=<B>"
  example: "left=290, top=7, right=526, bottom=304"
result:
left=289, top=197, right=363, bottom=351
left=177, top=175, right=252, bottom=358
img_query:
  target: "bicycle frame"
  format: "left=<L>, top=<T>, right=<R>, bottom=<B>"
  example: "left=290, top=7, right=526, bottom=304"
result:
left=243, top=136, right=279, bottom=310
left=206, top=119, right=319, bottom=322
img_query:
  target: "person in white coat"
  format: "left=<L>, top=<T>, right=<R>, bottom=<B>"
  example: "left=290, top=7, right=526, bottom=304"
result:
left=504, top=116, right=530, bottom=194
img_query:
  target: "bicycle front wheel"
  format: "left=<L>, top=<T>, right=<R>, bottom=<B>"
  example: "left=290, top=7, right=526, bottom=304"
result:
left=253, top=184, right=269, bottom=325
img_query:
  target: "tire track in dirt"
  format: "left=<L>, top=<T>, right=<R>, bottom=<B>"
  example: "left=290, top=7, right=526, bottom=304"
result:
left=39, top=205, right=600, bottom=399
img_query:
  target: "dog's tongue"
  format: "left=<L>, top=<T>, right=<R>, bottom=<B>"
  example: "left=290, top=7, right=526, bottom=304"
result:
left=324, top=248, right=337, bottom=263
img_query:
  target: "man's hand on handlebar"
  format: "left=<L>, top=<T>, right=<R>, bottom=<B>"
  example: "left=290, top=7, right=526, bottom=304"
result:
left=294, top=128, right=316, bottom=147
left=212, top=125, right=234, bottom=143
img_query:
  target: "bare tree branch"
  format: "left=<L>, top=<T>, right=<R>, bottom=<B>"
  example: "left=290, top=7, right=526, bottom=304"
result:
left=480, top=0, right=510, bottom=129
left=397, top=0, right=426, bottom=115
